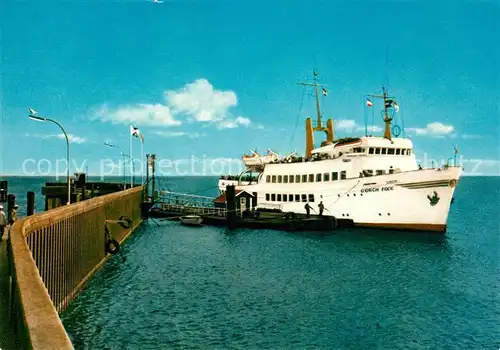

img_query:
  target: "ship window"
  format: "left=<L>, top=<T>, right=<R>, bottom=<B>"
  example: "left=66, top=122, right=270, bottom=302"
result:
left=323, top=173, right=330, bottom=181
left=289, top=175, right=294, bottom=183
left=309, top=174, right=314, bottom=182
left=308, top=194, right=315, bottom=202
left=271, top=194, right=276, bottom=201
left=369, top=148, right=374, bottom=154
left=266, top=193, right=270, bottom=201
left=381, top=148, right=387, bottom=155
left=295, top=175, right=301, bottom=183
left=266, top=175, right=270, bottom=182
left=277, top=194, right=282, bottom=201
left=340, top=171, right=346, bottom=180
left=295, top=194, right=300, bottom=202
left=272, top=175, right=276, bottom=183
left=301, top=194, right=307, bottom=202
left=289, top=194, right=293, bottom=201
left=316, top=173, right=322, bottom=182
left=364, top=170, right=373, bottom=177
left=395, top=149, right=401, bottom=155
left=283, top=194, right=287, bottom=202
left=332, top=172, right=338, bottom=180
left=278, top=175, right=282, bottom=183
left=408, top=149, right=412, bottom=155
left=375, top=148, right=381, bottom=155
left=283, top=175, right=288, bottom=183
left=387, top=148, right=395, bottom=155
left=302, top=174, right=307, bottom=183
left=376, top=170, right=385, bottom=175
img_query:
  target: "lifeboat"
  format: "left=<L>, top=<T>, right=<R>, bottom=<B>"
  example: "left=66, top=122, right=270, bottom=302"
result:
left=242, top=149, right=279, bottom=167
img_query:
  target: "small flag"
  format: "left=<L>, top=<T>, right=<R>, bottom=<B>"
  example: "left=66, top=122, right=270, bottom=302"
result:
left=454, top=146, right=459, bottom=154
left=366, top=98, right=373, bottom=107
left=393, top=101, right=399, bottom=112
left=322, top=88, right=328, bottom=96
left=385, top=99, right=393, bottom=108
left=130, top=125, right=144, bottom=143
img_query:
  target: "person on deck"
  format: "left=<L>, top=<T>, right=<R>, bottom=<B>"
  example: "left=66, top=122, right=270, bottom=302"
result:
left=0, top=205, right=6, bottom=239
left=318, top=201, right=324, bottom=216
left=304, top=202, right=312, bottom=218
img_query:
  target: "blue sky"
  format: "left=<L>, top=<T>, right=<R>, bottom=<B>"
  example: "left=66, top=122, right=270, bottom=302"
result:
left=1, top=0, right=499, bottom=176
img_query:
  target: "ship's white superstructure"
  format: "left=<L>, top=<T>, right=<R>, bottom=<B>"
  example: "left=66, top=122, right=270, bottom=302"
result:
left=217, top=72, right=461, bottom=232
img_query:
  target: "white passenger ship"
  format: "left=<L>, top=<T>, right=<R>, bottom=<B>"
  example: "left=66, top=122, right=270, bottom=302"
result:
left=218, top=72, right=461, bottom=232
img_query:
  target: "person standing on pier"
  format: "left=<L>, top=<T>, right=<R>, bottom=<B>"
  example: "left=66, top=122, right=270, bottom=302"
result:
left=9, top=204, right=18, bottom=224
left=318, top=201, right=324, bottom=216
left=0, top=205, right=6, bottom=238
left=304, top=202, right=312, bottom=218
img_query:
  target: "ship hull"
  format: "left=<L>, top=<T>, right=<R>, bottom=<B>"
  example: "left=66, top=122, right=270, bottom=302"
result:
left=218, top=167, right=461, bottom=233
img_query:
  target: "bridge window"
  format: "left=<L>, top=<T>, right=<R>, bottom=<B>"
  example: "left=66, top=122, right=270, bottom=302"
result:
left=278, top=175, right=282, bottom=183
left=369, top=147, right=374, bottom=154
left=301, top=194, right=307, bottom=202
left=295, top=175, right=301, bottom=183
left=271, top=194, right=276, bottom=201
left=266, top=193, right=270, bottom=201
left=340, top=171, right=346, bottom=180
left=295, top=194, right=300, bottom=202
left=395, top=149, right=401, bottom=155
left=381, top=148, right=387, bottom=155
left=323, top=173, right=330, bottom=181
left=308, top=174, right=314, bottom=182
left=408, top=149, right=412, bottom=155
left=277, top=194, right=282, bottom=201
left=272, top=175, right=276, bottom=183
left=289, top=175, right=294, bottom=183
left=387, top=148, right=395, bottom=155
left=302, top=174, right=307, bottom=183
left=266, top=175, right=270, bottom=182
left=289, top=194, right=293, bottom=201
left=308, top=194, right=315, bottom=202
left=316, top=173, right=322, bottom=182
left=375, top=148, right=381, bottom=155
left=376, top=170, right=385, bottom=175
left=332, top=172, right=338, bottom=181
left=283, top=175, right=288, bottom=183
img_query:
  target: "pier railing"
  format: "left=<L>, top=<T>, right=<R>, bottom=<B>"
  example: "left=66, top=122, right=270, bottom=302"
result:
left=160, top=203, right=227, bottom=217
left=9, top=186, right=143, bottom=349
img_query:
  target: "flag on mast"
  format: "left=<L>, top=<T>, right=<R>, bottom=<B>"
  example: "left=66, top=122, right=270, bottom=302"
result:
left=393, top=101, right=400, bottom=112
left=366, top=98, right=373, bottom=107
left=322, top=88, right=328, bottom=96
left=130, top=125, right=144, bottom=143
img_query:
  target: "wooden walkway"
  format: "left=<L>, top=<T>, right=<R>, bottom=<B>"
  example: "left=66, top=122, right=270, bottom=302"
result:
left=0, top=226, right=19, bottom=350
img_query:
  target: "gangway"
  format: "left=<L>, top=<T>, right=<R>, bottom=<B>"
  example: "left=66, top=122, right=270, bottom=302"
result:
left=153, top=191, right=227, bottom=218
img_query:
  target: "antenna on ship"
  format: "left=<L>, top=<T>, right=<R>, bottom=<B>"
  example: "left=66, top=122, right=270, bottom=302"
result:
left=367, top=86, right=400, bottom=141
left=297, top=70, right=334, bottom=157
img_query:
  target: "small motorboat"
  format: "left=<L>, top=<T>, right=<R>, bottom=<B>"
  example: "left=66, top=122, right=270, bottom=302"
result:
left=180, top=215, right=203, bottom=226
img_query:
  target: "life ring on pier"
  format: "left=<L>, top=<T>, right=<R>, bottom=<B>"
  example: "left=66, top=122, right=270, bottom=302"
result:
left=106, top=239, right=120, bottom=255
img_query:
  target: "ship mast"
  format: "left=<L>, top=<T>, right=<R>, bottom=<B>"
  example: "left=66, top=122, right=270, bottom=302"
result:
left=367, top=86, right=394, bottom=141
left=298, top=70, right=334, bottom=157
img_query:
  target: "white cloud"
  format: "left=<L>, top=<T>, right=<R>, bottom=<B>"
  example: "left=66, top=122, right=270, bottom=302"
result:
left=334, top=119, right=382, bottom=133
left=26, top=133, right=87, bottom=144
left=93, top=79, right=255, bottom=130
left=95, top=103, right=181, bottom=127
left=166, top=79, right=237, bottom=122
left=407, top=122, right=454, bottom=137
left=154, top=131, right=206, bottom=139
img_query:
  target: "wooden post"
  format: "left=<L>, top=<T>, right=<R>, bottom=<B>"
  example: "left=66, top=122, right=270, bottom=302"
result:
left=27, top=191, right=35, bottom=216
left=226, top=185, right=236, bottom=228
left=7, top=194, right=15, bottom=224
left=0, top=180, right=7, bottom=202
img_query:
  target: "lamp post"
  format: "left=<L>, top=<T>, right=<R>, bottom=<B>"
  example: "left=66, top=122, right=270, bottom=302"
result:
left=104, top=142, right=131, bottom=189
left=29, top=108, right=71, bottom=205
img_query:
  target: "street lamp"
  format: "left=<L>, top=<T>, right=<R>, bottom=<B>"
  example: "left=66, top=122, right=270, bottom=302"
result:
left=29, top=108, right=71, bottom=205
left=104, top=142, right=131, bottom=189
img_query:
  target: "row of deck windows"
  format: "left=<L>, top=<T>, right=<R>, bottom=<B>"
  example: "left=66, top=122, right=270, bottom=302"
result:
left=265, top=193, right=315, bottom=202
left=267, top=171, right=347, bottom=184
left=367, top=147, right=412, bottom=155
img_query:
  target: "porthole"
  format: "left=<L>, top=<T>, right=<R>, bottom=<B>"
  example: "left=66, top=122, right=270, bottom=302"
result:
left=378, top=213, right=382, bottom=216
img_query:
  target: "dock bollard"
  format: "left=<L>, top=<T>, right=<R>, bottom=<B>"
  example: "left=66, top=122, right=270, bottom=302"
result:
left=27, top=191, right=35, bottom=216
